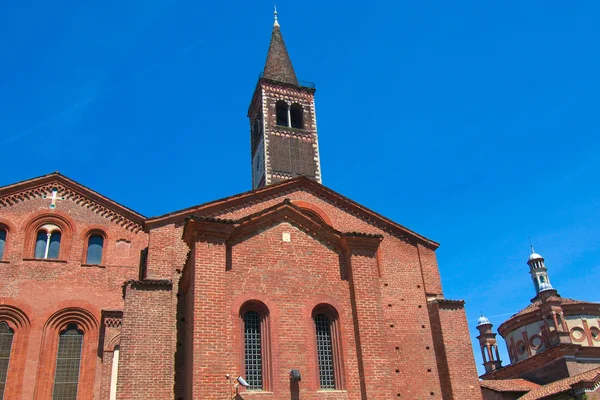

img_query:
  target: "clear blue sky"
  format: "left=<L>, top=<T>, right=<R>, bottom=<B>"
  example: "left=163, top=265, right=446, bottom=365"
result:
left=2, top=1, right=599, bottom=374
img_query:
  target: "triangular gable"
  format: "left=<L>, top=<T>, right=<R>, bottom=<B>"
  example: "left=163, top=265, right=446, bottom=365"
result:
left=148, top=176, right=438, bottom=249
left=182, top=199, right=383, bottom=253
left=0, top=172, right=145, bottom=232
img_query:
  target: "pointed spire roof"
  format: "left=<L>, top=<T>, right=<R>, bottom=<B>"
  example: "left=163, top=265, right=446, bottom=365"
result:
left=262, top=8, right=299, bottom=86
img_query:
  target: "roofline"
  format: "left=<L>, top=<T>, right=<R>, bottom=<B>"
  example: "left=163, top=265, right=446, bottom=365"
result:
left=145, top=176, right=439, bottom=249
left=0, top=172, right=146, bottom=223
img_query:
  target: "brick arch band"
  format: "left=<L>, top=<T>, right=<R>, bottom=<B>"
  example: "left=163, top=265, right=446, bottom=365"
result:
left=34, top=306, right=99, bottom=400
left=0, top=301, right=31, bottom=399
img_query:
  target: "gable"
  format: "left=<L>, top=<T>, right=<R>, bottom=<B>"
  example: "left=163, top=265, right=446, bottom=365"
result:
left=147, top=176, right=438, bottom=249
left=0, top=173, right=145, bottom=233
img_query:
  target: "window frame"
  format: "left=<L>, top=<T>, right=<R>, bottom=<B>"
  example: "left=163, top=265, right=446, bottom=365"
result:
left=312, top=305, right=344, bottom=390
left=24, top=215, right=73, bottom=262
left=83, top=230, right=107, bottom=266
left=34, top=226, right=62, bottom=260
left=239, top=301, right=272, bottom=392
left=52, top=323, right=84, bottom=399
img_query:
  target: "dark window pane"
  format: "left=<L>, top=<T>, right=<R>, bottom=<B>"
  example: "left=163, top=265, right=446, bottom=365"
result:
left=48, top=232, right=61, bottom=260
left=35, top=230, right=47, bottom=259
left=290, top=103, right=303, bottom=129
left=0, top=230, right=6, bottom=261
left=276, top=101, right=288, bottom=126
left=244, top=311, right=262, bottom=390
left=86, top=235, right=103, bottom=265
left=315, top=314, right=335, bottom=389
left=0, top=322, right=14, bottom=400
left=52, top=324, right=83, bottom=400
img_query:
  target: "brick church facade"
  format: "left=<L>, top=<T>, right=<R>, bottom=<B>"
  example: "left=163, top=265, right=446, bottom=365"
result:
left=0, top=13, right=482, bottom=400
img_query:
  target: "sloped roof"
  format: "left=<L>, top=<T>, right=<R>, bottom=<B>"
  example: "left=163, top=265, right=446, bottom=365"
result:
left=262, top=24, right=298, bottom=85
left=0, top=172, right=145, bottom=230
left=518, top=367, right=600, bottom=399
left=146, top=175, right=439, bottom=249
left=480, top=379, right=540, bottom=393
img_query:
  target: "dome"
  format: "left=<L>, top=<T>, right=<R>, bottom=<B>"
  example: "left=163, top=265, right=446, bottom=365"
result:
left=528, top=252, right=543, bottom=262
left=477, top=314, right=491, bottom=326
left=539, top=281, right=554, bottom=292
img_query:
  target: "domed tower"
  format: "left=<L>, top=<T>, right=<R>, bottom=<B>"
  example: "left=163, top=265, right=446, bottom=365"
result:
left=482, top=246, right=600, bottom=385
left=476, top=314, right=502, bottom=373
left=527, top=246, right=554, bottom=297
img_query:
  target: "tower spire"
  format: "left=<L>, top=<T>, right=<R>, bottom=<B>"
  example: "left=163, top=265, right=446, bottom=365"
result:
left=262, top=6, right=298, bottom=85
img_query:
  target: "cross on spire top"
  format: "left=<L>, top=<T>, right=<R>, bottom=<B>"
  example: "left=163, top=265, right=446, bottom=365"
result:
left=274, top=5, right=279, bottom=27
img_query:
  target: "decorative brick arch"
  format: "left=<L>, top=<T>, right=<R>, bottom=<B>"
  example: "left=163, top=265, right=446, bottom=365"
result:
left=0, top=299, right=31, bottom=399
left=22, top=210, right=76, bottom=260
left=292, top=200, right=333, bottom=226
left=0, top=218, right=17, bottom=260
left=34, top=303, right=99, bottom=400
left=106, top=333, right=121, bottom=352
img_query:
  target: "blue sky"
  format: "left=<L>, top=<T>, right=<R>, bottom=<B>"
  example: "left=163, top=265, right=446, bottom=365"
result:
left=2, top=1, right=599, bottom=374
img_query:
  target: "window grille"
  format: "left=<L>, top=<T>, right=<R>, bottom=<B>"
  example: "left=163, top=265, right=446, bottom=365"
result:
left=52, top=324, right=83, bottom=400
left=315, top=314, right=335, bottom=389
left=244, top=311, right=262, bottom=390
left=0, top=322, right=14, bottom=400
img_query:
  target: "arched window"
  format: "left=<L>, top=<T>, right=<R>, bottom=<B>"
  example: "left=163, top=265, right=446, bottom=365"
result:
left=52, top=323, right=83, bottom=399
left=275, top=100, right=289, bottom=127
left=86, top=235, right=104, bottom=265
left=240, top=301, right=271, bottom=391
left=315, top=314, right=335, bottom=388
left=0, top=322, right=14, bottom=398
left=313, top=305, right=343, bottom=390
left=34, top=225, right=62, bottom=260
left=244, top=311, right=262, bottom=390
left=0, top=229, right=6, bottom=261
left=290, top=103, right=304, bottom=129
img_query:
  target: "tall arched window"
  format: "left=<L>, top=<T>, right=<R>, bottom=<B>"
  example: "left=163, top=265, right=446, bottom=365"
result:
left=275, top=100, right=289, bottom=127
left=290, top=103, right=304, bottom=129
left=240, top=301, right=271, bottom=391
left=0, top=322, right=14, bottom=399
left=313, top=305, right=343, bottom=390
left=315, top=314, right=335, bottom=388
left=52, top=323, right=83, bottom=399
left=86, top=234, right=104, bottom=265
left=244, top=311, right=262, bottom=390
left=0, top=229, right=6, bottom=261
left=34, top=225, right=61, bottom=259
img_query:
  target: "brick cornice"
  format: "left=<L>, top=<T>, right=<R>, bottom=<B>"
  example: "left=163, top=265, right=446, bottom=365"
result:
left=0, top=173, right=144, bottom=232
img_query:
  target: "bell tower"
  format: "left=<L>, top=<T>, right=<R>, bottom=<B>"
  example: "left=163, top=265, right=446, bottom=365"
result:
left=248, top=9, right=322, bottom=189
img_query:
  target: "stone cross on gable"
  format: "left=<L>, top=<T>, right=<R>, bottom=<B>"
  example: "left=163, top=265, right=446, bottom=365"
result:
left=42, top=187, right=65, bottom=209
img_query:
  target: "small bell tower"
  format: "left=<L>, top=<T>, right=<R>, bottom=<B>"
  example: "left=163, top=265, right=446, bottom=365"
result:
left=527, top=245, right=555, bottom=297
left=476, top=314, right=502, bottom=373
left=248, top=8, right=322, bottom=189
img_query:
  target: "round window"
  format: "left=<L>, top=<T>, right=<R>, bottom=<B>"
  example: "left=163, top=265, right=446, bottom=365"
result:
left=590, top=327, right=600, bottom=341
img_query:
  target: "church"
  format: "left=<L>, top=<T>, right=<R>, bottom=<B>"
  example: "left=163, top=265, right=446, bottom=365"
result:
left=477, top=249, right=600, bottom=399
left=0, top=13, right=482, bottom=400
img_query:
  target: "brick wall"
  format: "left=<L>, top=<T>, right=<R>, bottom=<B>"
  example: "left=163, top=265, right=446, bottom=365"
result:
left=428, top=299, right=482, bottom=400
left=117, top=281, right=174, bottom=399
left=0, top=193, right=146, bottom=400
